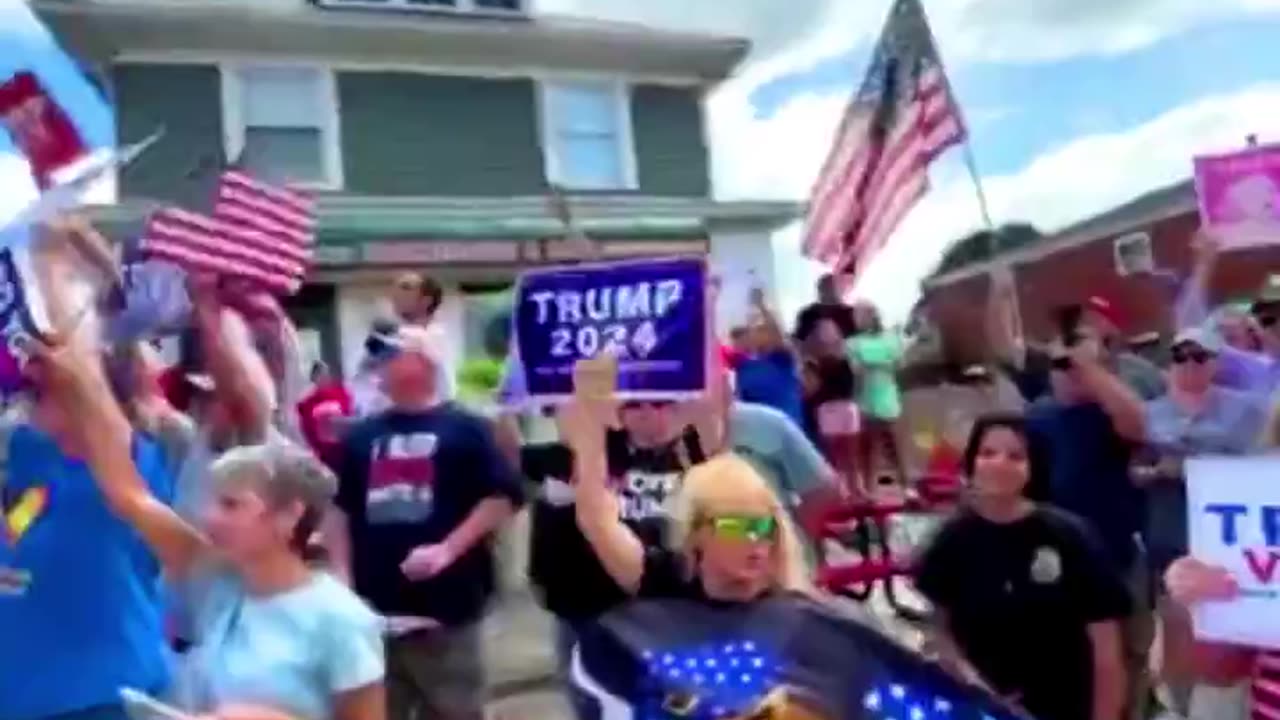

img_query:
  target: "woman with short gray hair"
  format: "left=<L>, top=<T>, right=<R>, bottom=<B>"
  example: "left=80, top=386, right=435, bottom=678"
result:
left=33, top=329, right=385, bottom=720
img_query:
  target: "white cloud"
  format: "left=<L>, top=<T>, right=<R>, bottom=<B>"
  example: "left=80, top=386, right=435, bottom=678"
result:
left=944, top=0, right=1280, bottom=63
left=533, top=1, right=1280, bottom=325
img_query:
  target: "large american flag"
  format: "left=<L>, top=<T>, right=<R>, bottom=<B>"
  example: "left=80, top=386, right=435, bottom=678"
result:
left=140, top=170, right=315, bottom=295
left=801, top=0, right=965, bottom=282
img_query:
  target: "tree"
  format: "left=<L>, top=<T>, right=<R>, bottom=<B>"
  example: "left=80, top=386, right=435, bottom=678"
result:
left=930, top=222, right=1042, bottom=277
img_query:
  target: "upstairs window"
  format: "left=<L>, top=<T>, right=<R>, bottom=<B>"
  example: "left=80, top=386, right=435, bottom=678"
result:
left=222, top=65, right=343, bottom=189
left=540, top=80, right=637, bottom=191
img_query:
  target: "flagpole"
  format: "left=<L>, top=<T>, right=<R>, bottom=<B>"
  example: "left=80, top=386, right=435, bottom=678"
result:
left=914, top=0, right=994, bottom=234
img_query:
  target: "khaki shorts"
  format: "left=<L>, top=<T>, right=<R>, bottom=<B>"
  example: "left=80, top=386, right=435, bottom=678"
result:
left=386, top=623, right=485, bottom=720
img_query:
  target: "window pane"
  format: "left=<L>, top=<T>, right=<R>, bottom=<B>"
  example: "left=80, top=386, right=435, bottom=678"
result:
left=475, top=0, right=521, bottom=9
left=407, top=0, right=457, bottom=6
left=240, top=67, right=324, bottom=128
left=241, top=127, right=326, bottom=185
left=547, top=82, right=618, bottom=134
left=557, top=135, right=624, bottom=190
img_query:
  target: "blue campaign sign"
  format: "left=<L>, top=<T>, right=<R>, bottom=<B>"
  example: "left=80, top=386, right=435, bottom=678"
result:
left=513, top=257, right=708, bottom=401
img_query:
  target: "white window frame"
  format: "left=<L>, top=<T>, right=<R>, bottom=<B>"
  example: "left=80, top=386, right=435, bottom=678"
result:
left=220, top=62, right=344, bottom=191
left=537, top=78, right=638, bottom=192
left=313, top=0, right=527, bottom=16
left=1112, top=231, right=1154, bottom=277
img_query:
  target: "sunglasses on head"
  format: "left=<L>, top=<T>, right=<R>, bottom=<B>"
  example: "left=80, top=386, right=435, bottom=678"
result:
left=1171, top=346, right=1213, bottom=365
left=704, top=514, right=778, bottom=542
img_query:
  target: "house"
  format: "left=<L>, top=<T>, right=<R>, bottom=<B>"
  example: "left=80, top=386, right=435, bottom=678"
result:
left=37, top=0, right=798, bottom=380
left=917, top=177, right=1280, bottom=366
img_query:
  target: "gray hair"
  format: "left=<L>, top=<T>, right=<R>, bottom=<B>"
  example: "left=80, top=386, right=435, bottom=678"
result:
left=209, top=441, right=337, bottom=552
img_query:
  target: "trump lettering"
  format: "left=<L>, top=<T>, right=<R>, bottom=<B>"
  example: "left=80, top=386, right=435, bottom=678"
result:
left=1206, top=502, right=1280, bottom=594
left=525, top=278, right=684, bottom=360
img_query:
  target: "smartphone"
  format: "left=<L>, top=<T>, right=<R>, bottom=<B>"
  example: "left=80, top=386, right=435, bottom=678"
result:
left=119, top=688, right=196, bottom=720
left=1054, top=305, right=1084, bottom=347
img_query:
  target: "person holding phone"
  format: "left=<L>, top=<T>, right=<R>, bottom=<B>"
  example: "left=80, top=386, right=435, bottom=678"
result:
left=1025, top=327, right=1153, bottom=720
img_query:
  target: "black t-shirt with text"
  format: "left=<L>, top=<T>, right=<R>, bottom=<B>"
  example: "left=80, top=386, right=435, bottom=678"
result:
left=337, top=405, right=525, bottom=626
left=524, top=427, right=703, bottom=623
left=914, top=506, right=1130, bottom=720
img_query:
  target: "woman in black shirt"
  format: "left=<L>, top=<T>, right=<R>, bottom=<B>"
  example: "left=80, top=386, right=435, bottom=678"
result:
left=914, top=414, right=1130, bottom=720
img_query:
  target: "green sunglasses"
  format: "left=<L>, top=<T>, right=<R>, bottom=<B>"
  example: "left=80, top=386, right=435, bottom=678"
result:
left=705, top=515, right=778, bottom=542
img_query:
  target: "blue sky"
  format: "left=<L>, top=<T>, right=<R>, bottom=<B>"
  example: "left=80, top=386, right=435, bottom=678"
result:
left=750, top=15, right=1280, bottom=177
left=688, top=3, right=1280, bottom=322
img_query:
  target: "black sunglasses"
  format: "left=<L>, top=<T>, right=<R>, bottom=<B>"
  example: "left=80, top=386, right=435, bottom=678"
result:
left=1171, top=348, right=1213, bottom=365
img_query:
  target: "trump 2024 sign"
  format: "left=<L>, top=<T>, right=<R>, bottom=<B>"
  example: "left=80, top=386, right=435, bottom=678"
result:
left=1188, top=455, right=1280, bottom=649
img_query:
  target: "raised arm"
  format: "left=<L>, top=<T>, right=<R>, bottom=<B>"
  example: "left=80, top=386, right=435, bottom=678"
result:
left=750, top=287, right=789, bottom=352
left=35, top=329, right=207, bottom=578
left=190, top=278, right=273, bottom=441
left=1071, top=340, right=1147, bottom=443
left=564, top=357, right=647, bottom=593
left=985, top=265, right=1026, bottom=369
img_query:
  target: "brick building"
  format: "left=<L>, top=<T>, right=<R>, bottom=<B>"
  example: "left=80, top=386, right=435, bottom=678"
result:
left=917, top=178, right=1280, bottom=366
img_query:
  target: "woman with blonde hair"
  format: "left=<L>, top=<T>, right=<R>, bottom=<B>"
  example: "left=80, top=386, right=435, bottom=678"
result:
left=563, top=356, right=811, bottom=602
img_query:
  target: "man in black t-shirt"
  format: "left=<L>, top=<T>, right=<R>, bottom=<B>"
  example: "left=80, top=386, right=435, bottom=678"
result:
left=524, top=400, right=707, bottom=678
left=328, top=326, right=524, bottom=720
left=793, top=274, right=858, bottom=347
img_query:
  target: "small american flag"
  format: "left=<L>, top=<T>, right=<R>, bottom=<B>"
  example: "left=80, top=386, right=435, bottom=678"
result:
left=140, top=170, right=315, bottom=295
left=801, top=0, right=965, bottom=284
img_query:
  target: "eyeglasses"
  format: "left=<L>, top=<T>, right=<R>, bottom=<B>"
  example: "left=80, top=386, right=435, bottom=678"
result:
left=1171, top=348, right=1214, bottom=365
left=1049, top=356, right=1073, bottom=372
left=705, top=515, right=778, bottom=542
left=622, top=400, right=674, bottom=411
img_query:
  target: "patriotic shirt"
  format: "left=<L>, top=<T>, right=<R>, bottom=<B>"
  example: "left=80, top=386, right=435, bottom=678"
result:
left=1255, top=651, right=1280, bottom=720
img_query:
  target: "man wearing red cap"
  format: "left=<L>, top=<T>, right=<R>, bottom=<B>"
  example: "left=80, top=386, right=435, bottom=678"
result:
left=988, top=285, right=1166, bottom=403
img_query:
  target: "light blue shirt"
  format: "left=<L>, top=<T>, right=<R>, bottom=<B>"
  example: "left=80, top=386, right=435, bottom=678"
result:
left=177, top=569, right=384, bottom=720
left=729, top=401, right=833, bottom=501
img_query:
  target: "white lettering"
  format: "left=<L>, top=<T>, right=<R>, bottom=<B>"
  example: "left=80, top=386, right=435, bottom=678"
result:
left=529, top=291, right=555, bottom=324
left=584, top=287, right=612, bottom=322
left=556, top=290, right=583, bottom=324
left=654, top=279, right=683, bottom=317
left=615, top=282, right=652, bottom=320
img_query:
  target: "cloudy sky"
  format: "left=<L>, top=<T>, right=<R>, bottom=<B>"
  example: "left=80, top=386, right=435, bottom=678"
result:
left=539, top=0, right=1280, bottom=323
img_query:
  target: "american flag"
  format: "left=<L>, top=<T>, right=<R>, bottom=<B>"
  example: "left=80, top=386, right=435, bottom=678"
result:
left=140, top=170, right=315, bottom=295
left=801, top=0, right=965, bottom=283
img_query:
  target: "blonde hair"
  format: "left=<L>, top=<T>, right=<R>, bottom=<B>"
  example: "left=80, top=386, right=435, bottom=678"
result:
left=668, top=453, right=814, bottom=595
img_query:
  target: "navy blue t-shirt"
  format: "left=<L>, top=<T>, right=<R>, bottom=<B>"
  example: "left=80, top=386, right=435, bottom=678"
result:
left=735, top=350, right=805, bottom=430
left=337, top=405, right=525, bottom=626
left=1026, top=399, right=1142, bottom=569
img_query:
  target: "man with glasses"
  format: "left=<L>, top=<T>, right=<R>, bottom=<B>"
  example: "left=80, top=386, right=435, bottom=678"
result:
left=1137, top=326, right=1266, bottom=718
left=987, top=274, right=1165, bottom=404
left=1025, top=328, right=1152, bottom=720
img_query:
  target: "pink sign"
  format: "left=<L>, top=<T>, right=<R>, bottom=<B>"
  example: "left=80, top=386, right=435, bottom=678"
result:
left=1194, top=143, right=1280, bottom=249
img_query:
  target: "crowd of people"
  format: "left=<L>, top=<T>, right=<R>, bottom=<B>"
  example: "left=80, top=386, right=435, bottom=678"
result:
left=2, top=214, right=1277, bottom=720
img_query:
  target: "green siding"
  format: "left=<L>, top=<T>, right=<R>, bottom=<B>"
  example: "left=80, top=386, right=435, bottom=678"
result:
left=339, top=72, right=545, bottom=196
left=113, top=64, right=224, bottom=208
left=632, top=85, right=709, bottom=197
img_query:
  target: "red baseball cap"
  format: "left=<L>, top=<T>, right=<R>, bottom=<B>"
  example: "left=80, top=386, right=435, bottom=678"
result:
left=1084, top=295, right=1125, bottom=329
